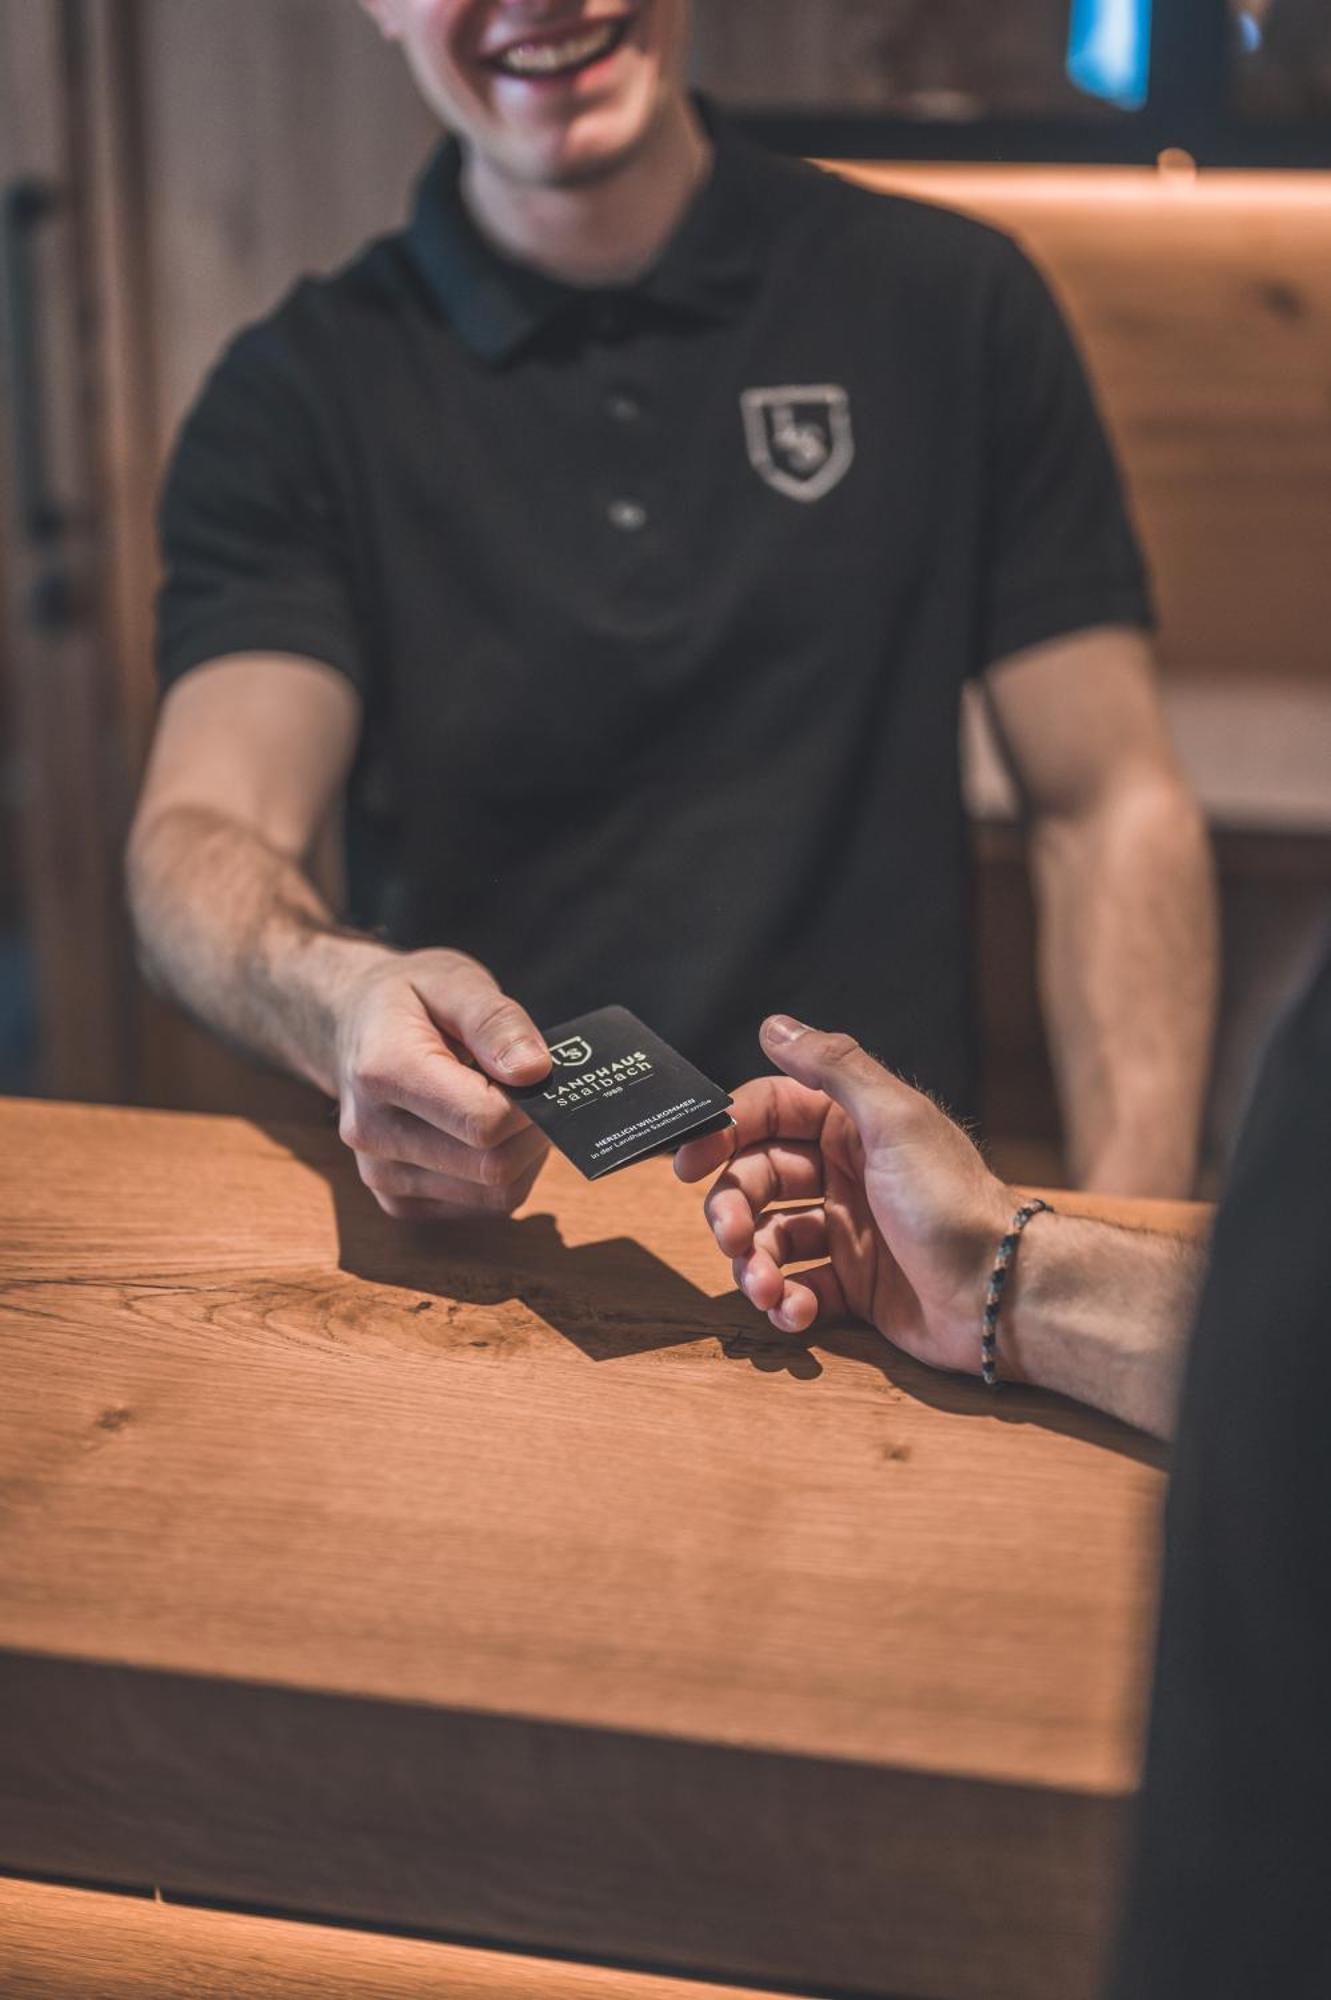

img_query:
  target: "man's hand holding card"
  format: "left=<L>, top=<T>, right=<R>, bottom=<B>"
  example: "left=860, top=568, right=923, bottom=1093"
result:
left=506, top=1006, right=733, bottom=1180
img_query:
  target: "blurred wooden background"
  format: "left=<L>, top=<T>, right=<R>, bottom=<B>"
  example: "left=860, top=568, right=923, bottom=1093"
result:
left=2, top=0, right=1329, bottom=1177
left=693, top=0, right=1092, bottom=117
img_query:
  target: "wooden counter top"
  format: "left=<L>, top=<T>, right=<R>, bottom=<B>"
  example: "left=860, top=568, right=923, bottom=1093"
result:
left=0, top=1098, right=1208, bottom=2000
left=0, top=1875, right=806, bottom=2000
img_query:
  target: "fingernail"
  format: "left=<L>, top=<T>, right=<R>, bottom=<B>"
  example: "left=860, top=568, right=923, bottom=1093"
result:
left=763, top=1015, right=809, bottom=1046
left=497, top=1039, right=548, bottom=1075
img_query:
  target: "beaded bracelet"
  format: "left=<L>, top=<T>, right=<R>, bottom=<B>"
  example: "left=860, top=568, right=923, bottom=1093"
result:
left=981, top=1198, right=1054, bottom=1388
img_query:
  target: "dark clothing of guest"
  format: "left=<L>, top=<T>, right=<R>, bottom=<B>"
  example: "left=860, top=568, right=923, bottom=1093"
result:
left=1109, top=932, right=1331, bottom=1996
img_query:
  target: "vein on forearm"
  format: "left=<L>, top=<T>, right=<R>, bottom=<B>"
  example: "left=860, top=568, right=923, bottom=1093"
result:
left=128, top=803, right=372, bottom=1094
left=1032, top=774, right=1219, bottom=1194
left=1006, top=1209, right=1206, bottom=1438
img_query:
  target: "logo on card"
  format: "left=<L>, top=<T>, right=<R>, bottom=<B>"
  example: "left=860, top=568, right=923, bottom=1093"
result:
left=549, top=1036, right=593, bottom=1069
left=741, top=385, right=855, bottom=503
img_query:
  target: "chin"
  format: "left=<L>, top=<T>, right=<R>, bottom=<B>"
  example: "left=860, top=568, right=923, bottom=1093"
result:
left=540, top=108, right=661, bottom=185
left=500, top=87, right=665, bottom=189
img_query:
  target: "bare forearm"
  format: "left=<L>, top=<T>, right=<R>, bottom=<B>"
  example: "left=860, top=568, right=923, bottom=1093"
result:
left=127, top=803, right=386, bottom=1095
left=1034, top=780, right=1218, bottom=1196
left=1004, top=1210, right=1205, bottom=1438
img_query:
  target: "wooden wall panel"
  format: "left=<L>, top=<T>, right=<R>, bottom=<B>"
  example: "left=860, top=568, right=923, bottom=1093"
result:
left=0, top=0, right=135, bottom=1100
left=834, top=164, right=1331, bottom=688
left=136, top=0, right=437, bottom=445
left=693, top=0, right=1085, bottom=117
left=106, top=1, right=437, bottom=1116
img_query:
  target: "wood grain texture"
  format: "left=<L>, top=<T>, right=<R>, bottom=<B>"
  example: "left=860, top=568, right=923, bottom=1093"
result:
left=0, top=1100, right=1209, bottom=1999
left=0, top=1875, right=804, bottom=2000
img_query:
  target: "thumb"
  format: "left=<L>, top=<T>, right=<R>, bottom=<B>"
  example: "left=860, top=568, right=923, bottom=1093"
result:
left=759, top=1015, right=917, bottom=1141
left=417, top=956, right=551, bottom=1085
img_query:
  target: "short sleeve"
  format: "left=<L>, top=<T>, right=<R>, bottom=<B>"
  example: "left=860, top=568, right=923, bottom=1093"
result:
left=156, top=319, right=366, bottom=695
left=979, top=240, right=1154, bottom=672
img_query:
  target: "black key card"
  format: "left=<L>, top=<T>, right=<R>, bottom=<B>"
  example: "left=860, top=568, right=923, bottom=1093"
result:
left=507, top=1005, right=734, bottom=1181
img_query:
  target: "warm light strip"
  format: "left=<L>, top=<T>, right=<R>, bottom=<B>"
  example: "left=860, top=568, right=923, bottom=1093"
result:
left=827, top=163, right=1331, bottom=211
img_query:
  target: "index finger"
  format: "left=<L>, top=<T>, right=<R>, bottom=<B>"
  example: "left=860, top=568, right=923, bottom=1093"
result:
left=704, top=1140, right=828, bottom=1257
left=674, top=1074, right=831, bottom=1183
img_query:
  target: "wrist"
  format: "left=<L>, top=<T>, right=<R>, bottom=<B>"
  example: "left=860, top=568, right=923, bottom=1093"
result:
left=987, top=1206, right=1073, bottom=1391
left=931, top=1179, right=1026, bottom=1376
left=998, top=1210, right=1181, bottom=1434
left=273, top=922, right=396, bottom=1097
left=978, top=1197, right=1055, bottom=1390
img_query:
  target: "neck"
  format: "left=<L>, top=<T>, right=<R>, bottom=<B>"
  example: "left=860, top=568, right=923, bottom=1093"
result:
left=461, top=95, right=712, bottom=287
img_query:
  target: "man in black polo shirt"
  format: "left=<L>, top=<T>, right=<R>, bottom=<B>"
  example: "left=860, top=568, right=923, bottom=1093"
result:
left=128, top=0, right=1217, bottom=1222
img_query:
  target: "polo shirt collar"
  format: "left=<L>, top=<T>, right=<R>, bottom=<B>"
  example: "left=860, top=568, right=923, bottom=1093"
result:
left=406, top=102, right=771, bottom=363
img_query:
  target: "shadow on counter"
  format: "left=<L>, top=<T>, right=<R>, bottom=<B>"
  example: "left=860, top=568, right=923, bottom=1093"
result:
left=263, top=1119, right=1165, bottom=1472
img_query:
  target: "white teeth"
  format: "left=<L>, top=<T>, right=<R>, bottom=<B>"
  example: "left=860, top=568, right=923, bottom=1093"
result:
left=493, top=22, right=620, bottom=77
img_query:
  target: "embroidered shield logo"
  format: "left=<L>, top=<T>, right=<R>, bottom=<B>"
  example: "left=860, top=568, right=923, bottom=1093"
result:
left=549, top=1036, right=593, bottom=1069
left=741, top=384, right=856, bottom=503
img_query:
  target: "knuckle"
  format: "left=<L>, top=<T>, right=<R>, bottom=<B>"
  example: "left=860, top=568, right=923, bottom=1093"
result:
left=357, top=1156, right=391, bottom=1194
left=461, top=1104, right=509, bottom=1152
left=430, top=947, right=477, bottom=981
left=463, top=1176, right=523, bottom=1216
left=452, top=1110, right=481, bottom=1152
left=475, top=1147, right=513, bottom=1190
left=475, top=1001, right=536, bottom=1062
left=347, top=1060, right=394, bottom=1105
left=882, top=1077, right=935, bottom=1139
left=453, top=1107, right=486, bottom=1151
left=474, top=995, right=522, bottom=1039
left=376, top=1192, right=413, bottom=1220
left=819, top=1032, right=862, bottom=1069
left=898, top=1087, right=936, bottom=1131
left=704, top=1194, right=730, bottom=1238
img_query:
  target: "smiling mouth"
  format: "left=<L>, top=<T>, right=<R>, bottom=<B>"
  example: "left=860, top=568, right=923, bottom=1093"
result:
left=484, top=14, right=633, bottom=83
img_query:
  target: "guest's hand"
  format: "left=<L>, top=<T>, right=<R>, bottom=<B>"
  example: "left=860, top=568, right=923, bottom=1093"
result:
left=675, top=1016, right=1017, bottom=1377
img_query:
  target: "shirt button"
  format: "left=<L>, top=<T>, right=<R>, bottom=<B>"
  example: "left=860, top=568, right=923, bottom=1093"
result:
left=607, top=498, right=649, bottom=533
left=606, top=391, right=642, bottom=423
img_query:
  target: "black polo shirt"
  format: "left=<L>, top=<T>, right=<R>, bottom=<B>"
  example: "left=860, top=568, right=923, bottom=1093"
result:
left=157, top=110, right=1151, bottom=1110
